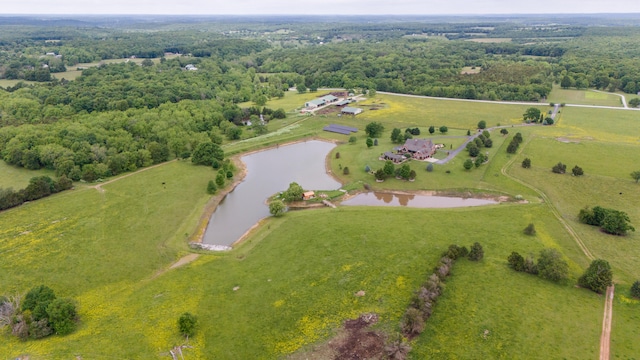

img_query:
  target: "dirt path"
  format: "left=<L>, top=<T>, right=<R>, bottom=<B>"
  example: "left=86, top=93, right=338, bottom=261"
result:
left=151, top=253, right=200, bottom=279
left=90, top=159, right=178, bottom=192
left=600, top=285, right=615, bottom=360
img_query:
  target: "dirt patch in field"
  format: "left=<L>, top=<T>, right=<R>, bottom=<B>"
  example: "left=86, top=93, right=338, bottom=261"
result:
left=288, top=313, right=386, bottom=360
left=556, top=137, right=580, bottom=143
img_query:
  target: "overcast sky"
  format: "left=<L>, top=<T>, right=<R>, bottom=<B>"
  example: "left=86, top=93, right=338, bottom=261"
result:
left=3, top=0, right=640, bottom=15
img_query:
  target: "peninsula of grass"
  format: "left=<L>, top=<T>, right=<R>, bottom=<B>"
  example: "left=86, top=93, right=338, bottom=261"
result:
left=547, top=84, right=624, bottom=107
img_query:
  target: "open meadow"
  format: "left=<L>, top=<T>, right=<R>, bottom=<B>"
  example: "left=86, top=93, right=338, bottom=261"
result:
left=548, top=85, right=625, bottom=108
left=1, top=93, right=640, bottom=358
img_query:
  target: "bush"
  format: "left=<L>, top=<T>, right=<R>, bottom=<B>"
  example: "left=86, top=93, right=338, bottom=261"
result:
left=477, top=120, right=486, bottom=129
left=335, top=152, right=340, bottom=159
left=463, top=159, right=473, bottom=170
left=46, top=298, right=77, bottom=335
left=522, top=158, right=531, bottom=168
left=552, top=162, right=567, bottom=174
left=508, top=252, right=525, bottom=271
left=468, top=242, right=484, bottom=261
left=22, top=285, right=56, bottom=321
left=349, top=136, right=357, bottom=144
left=523, top=223, right=536, bottom=235
left=375, top=169, right=385, bottom=180
left=426, top=163, right=433, bottom=172
left=178, top=312, right=197, bottom=338
left=537, top=248, right=568, bottom=282
left=523, top=255, right=538, bottom=274
left=207, top=180, right=217, bottom=194
left=572, top=165, right=584, bottom=176
left=269, top=200, right=286, bottom=217
left=366, top=137, right=373, bottom=148
left=402, top=307, right=425, bottom=336
left=364, top=165, right=371, bottom=173
left=578, top=259, right=613, bottom=294
left=630, top=280, right=640, bottom=299
left=343, top=166, right=350, bottom=175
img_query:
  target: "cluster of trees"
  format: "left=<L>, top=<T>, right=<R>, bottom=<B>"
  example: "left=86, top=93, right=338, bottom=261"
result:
left=579, top=206, right=635, bottom=235
left=466, top=130, right=492, bottom=158
left=206, top=159, right=235, bottom=195
left=390, top=127, right=420, bottom=143
left=401, top=243, right=483, bottom=339
left=522, top=107, right=552, bottom=125
left=0, top=175, right=72, bottom=211
left=375, top=161, right=416, bottom=181
left=0, top=285, right=78, bottom=340
left=506, top=132, right=524, bottom=154
left=551, top=162, right=583, bottom=176
left=508, top=250, right=614, bottom=293
left=508, top=248, right=568, bottom=282
left=365, top=122, right=385, bottom=138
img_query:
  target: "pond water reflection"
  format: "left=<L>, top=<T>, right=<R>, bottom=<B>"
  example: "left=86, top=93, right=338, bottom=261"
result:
left=341, top=192, right=497, bottom=208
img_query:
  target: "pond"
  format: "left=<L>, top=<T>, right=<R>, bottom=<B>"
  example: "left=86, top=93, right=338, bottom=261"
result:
left=202, top=140, right=341, bottom=246
left=341, top=192, right=498, bottom=208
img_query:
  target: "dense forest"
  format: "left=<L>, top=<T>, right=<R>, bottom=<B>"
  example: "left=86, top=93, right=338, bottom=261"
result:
left=1, top=16, right=639, bottom=183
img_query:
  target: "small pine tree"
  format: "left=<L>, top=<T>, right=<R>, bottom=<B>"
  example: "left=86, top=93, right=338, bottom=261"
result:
left=523, top=223, right=536, bottom=235
left=426, top=163, right=433, bottom=172
left=374, top=138, right=378, bottom=146
left=468, top=242, right=484, bottom=261
left=343, top=167, right=350, bottom=175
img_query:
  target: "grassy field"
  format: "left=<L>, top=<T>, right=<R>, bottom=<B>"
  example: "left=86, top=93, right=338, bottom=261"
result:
left=2, top=93, right=639, bottom=358
left=0, top=161, right=57, bottom=189
left=548, top=85, right=624, bottom=107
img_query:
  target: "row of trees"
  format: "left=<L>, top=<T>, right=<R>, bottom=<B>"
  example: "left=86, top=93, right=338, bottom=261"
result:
left=506, top=132, right=524, bottom=154
left=0, top=175, right=72, bottom=211
left=374, top=161, right=416, bottom=182
left=401, top=243, right=483, bottom=339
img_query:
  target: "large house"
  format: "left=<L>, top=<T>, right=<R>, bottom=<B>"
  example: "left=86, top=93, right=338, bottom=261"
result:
left=396, top=139, right=436, bottom=160
left=304, top=94, right=339, bottom=109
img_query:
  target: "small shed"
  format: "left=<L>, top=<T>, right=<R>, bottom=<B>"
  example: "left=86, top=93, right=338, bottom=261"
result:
left=303, top=191, right=315, bottom=200
left=342, top=107, right=363, bottom=116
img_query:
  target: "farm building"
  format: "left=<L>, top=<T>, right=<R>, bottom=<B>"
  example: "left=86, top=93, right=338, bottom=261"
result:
left=305, top=94, right=339, bottom=109
left=303, top=191, right=315, bottom=200
left=341, top=107, right=363, bottom=115
left=396, top=139, right=436, bottom=160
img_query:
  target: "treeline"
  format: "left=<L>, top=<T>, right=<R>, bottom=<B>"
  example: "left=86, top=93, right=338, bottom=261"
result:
left=0, top=175, right=72, bottom=211
left=259, top=40, right=553, bottom=101
left=0, top=57, right=284, bottom=123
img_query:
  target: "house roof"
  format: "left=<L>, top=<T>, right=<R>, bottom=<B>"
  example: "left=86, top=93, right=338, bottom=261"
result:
left=335, top=99, right=351, bottom=106
left=384, top=152, right=405, bottom=161
left=403, top=139, right=434, bottom=152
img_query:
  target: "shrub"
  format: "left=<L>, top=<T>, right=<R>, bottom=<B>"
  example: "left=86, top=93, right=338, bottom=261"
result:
left=343, top=166, right=350, bottom=175
left=375, top=169, right=385, bottom=181
left=630, top=280, right=640, bottom=299
left=463, top=159, right=473, bottom=170
left=522, top=158, right=531, bottom=168
left=46, top=298, right=77, bottom=335
left=178, top=312, right=197, bottom=338
left=468, top=242, right=484, bottom=261
left=366, top=137, right=373, bottom=148
left=349, top=136, right=357, bottom=144
left=537, top=249, right=568, bottom=282
left=364, top=165, right=371, bottom=173
left=508, top=252, right=525, bottom=271
left=523, top=255, right=538, bottom=274
left=335, top=152, right=340, bottom=159
left=402, top=307, right=425, bottom=336
left=215, top=173, right=225, bottom=187
left=385, top=335, right=412, bottom=360
left=552, top=162, right=567, bottom=174
left=523, top=223, right=536, bottom=235
left=409, top=170, right=416, bottom=180
left=477, top=120, right=486, bottom=129
left=578, top=259, right=613, bottom=294
left=22, top=285, right=56, bottom=321
left=572, top=165, right=584, bottom=176
left=426, top=163, right=433, bottom=172
left=269, top=200, right=286, bottom=217
left=207, top=180, right=217, bottom=194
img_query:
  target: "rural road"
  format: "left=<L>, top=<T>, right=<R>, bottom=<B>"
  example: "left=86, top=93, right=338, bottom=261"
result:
left=599, top=285, right=615, bottom=360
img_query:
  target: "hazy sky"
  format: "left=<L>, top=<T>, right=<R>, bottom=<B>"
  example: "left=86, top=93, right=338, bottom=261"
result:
left=4, top=0, right=640, bottom=15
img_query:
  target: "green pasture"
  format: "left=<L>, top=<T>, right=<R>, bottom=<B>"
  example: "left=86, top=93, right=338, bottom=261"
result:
left=548, top=85, right=624, bottom=107
left=610, top=288, right=640, bottom=357
left=0, top=161, right=56, bottom=189
left=547, top=106, right=640, bottom=143
left=355, top=94, right=544, bottom=130
left=0, top=176, right=605, bottom=358
left=509, top=138, right=640, bottom=284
